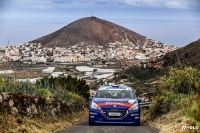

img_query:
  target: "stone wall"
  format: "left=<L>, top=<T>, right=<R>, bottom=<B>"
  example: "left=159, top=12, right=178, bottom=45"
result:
left=0, top=92, right=88, bottom=117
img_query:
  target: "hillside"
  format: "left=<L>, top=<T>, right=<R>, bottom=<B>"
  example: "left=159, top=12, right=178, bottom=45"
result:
left=162, top=38, right=200, bottom=68
left=30, top=17, right=146, bottom=47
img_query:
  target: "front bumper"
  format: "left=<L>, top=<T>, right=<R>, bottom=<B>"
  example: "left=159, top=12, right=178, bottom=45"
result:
left=89, top=108, right=140, bottom=125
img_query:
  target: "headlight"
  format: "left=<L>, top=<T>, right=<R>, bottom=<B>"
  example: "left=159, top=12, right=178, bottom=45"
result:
left=91, top=102, right=101, bottom=110
left=129, top=103, right=139, bottom=110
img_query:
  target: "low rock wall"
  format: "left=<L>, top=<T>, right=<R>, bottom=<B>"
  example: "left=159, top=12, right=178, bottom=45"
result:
left=0, top=92, right=88, bottom=117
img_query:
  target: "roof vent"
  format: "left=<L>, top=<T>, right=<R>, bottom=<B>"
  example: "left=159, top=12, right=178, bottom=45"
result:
left=112, top=85, right=119, bottom=87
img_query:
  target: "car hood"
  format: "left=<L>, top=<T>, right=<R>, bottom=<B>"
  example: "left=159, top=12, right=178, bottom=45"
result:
left=92, top=98, right=138, bottom=110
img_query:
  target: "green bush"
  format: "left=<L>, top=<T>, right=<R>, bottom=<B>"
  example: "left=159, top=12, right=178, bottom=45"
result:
left=36, top=75, right=90, bottom=101
left=149, top=89, right=188, bottom=118
left=0, top=74, right=89, bottom=104
left=159, top=67, right=200, bottom=94
left=36, top=88, right=53, bottom=99
left=63, top=91, right=85, bottom=103
left=149, top=67, right=200, bottom=118
left=0, top=76, right=37, bottom=95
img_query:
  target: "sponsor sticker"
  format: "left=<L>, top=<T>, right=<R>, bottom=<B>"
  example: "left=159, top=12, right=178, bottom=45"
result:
left=97, top=102, right=132, bottom=107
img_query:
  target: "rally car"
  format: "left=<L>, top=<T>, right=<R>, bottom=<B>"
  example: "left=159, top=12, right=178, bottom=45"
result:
left=89, top=84, right=141, bottom=125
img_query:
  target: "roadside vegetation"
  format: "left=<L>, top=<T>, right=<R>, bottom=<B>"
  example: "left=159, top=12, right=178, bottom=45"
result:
left=142, top=67, right=200, bottom=133
left=145, top=67, right=200, bottom=132
left=112, top=65, right=200, bottom=132
left=0, top=74, right=90, bottom=133
left=0, top=75, right=90, bottom=101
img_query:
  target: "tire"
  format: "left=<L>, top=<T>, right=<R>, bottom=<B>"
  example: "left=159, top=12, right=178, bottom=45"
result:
left=135, top=121, right=140, bottom=126
left=89, top=116, right=94, bottom=125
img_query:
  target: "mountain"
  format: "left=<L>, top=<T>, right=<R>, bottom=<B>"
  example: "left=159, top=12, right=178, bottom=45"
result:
left=162, top=38, right=200, bottom=68
left=30, top=17, right=146, bottom=47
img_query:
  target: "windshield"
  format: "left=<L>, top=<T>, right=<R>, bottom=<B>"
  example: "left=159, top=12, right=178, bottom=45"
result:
left=95, top=89, right=135, bottom=99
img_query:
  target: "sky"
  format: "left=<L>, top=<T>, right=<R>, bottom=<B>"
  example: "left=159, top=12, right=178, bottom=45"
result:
left=0, top=0, right=200, bottom=47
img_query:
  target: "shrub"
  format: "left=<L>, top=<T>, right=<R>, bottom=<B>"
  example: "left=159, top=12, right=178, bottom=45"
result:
left=159, top=67, right=200, bottom=94
left=149, top=89, right=188, bottom=118
left=0, top=74, right=89, bottom=104
left=36, top=75, right=90, bottom=101
left=36, top=88, right=53, bottom=99
left=64, top=91, right=85, bottom=103
left=149, top=67, right=200, bottom=118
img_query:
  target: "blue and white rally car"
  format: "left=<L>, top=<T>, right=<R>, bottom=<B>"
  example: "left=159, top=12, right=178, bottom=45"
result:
left=89, top=84, right=141, bottom=125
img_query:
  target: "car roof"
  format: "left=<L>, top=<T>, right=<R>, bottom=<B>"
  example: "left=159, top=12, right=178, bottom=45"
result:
left=98, top=84, right=132, bottom=91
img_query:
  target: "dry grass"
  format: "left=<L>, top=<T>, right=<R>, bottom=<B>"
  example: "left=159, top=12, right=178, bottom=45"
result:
left=142, top=110, right=192, bottom=133
left=0, top=108, right=89, bottom=133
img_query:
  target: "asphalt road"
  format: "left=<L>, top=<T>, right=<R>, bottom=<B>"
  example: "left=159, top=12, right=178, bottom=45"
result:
left=57, top=117, right=159, bottom=133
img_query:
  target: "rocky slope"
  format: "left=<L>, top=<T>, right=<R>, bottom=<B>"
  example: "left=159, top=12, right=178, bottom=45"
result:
left=162, top=38, right=200, bottom=68
left=0, top=92, right=88, bottom=117
left=31, top=17, right=146, bottom=47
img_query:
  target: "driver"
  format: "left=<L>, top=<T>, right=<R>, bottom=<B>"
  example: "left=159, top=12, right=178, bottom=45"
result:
left=119, top=90, right=128, bottom=98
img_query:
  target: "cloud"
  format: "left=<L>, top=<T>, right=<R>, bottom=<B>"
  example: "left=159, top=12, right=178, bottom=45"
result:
left=166, top=1, right=187, bottom=9
left=122, top=0, right=188, bottom=9
left=124, top=0, right=141, bottom=6
left=49, top=0, right=190, bottom=9
left=32, top=5, right=52, bottom=9
left=51, top=0, right=66, bottom=4
left=51, top=0, right=91, bottom=4
left=125, top=0, right=160, bottom=7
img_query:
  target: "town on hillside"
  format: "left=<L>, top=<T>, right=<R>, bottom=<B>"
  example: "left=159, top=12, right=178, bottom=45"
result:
left=0, top=37, right=180, bottom=64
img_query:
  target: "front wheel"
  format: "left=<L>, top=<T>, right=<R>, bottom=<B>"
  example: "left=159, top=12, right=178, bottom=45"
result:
left=89, top=116, right=94, bottom=125
left=135, top=121, right=140, bottom=126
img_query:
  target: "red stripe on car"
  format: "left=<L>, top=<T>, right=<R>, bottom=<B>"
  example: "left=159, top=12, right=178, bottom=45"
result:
left=97, top=102, right=132, bottom=107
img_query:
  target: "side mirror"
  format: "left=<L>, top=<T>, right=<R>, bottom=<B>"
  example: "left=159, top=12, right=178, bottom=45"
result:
left=137, top=98, right=142, bottom=103
left=89, top=97, right=93, bottom=100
